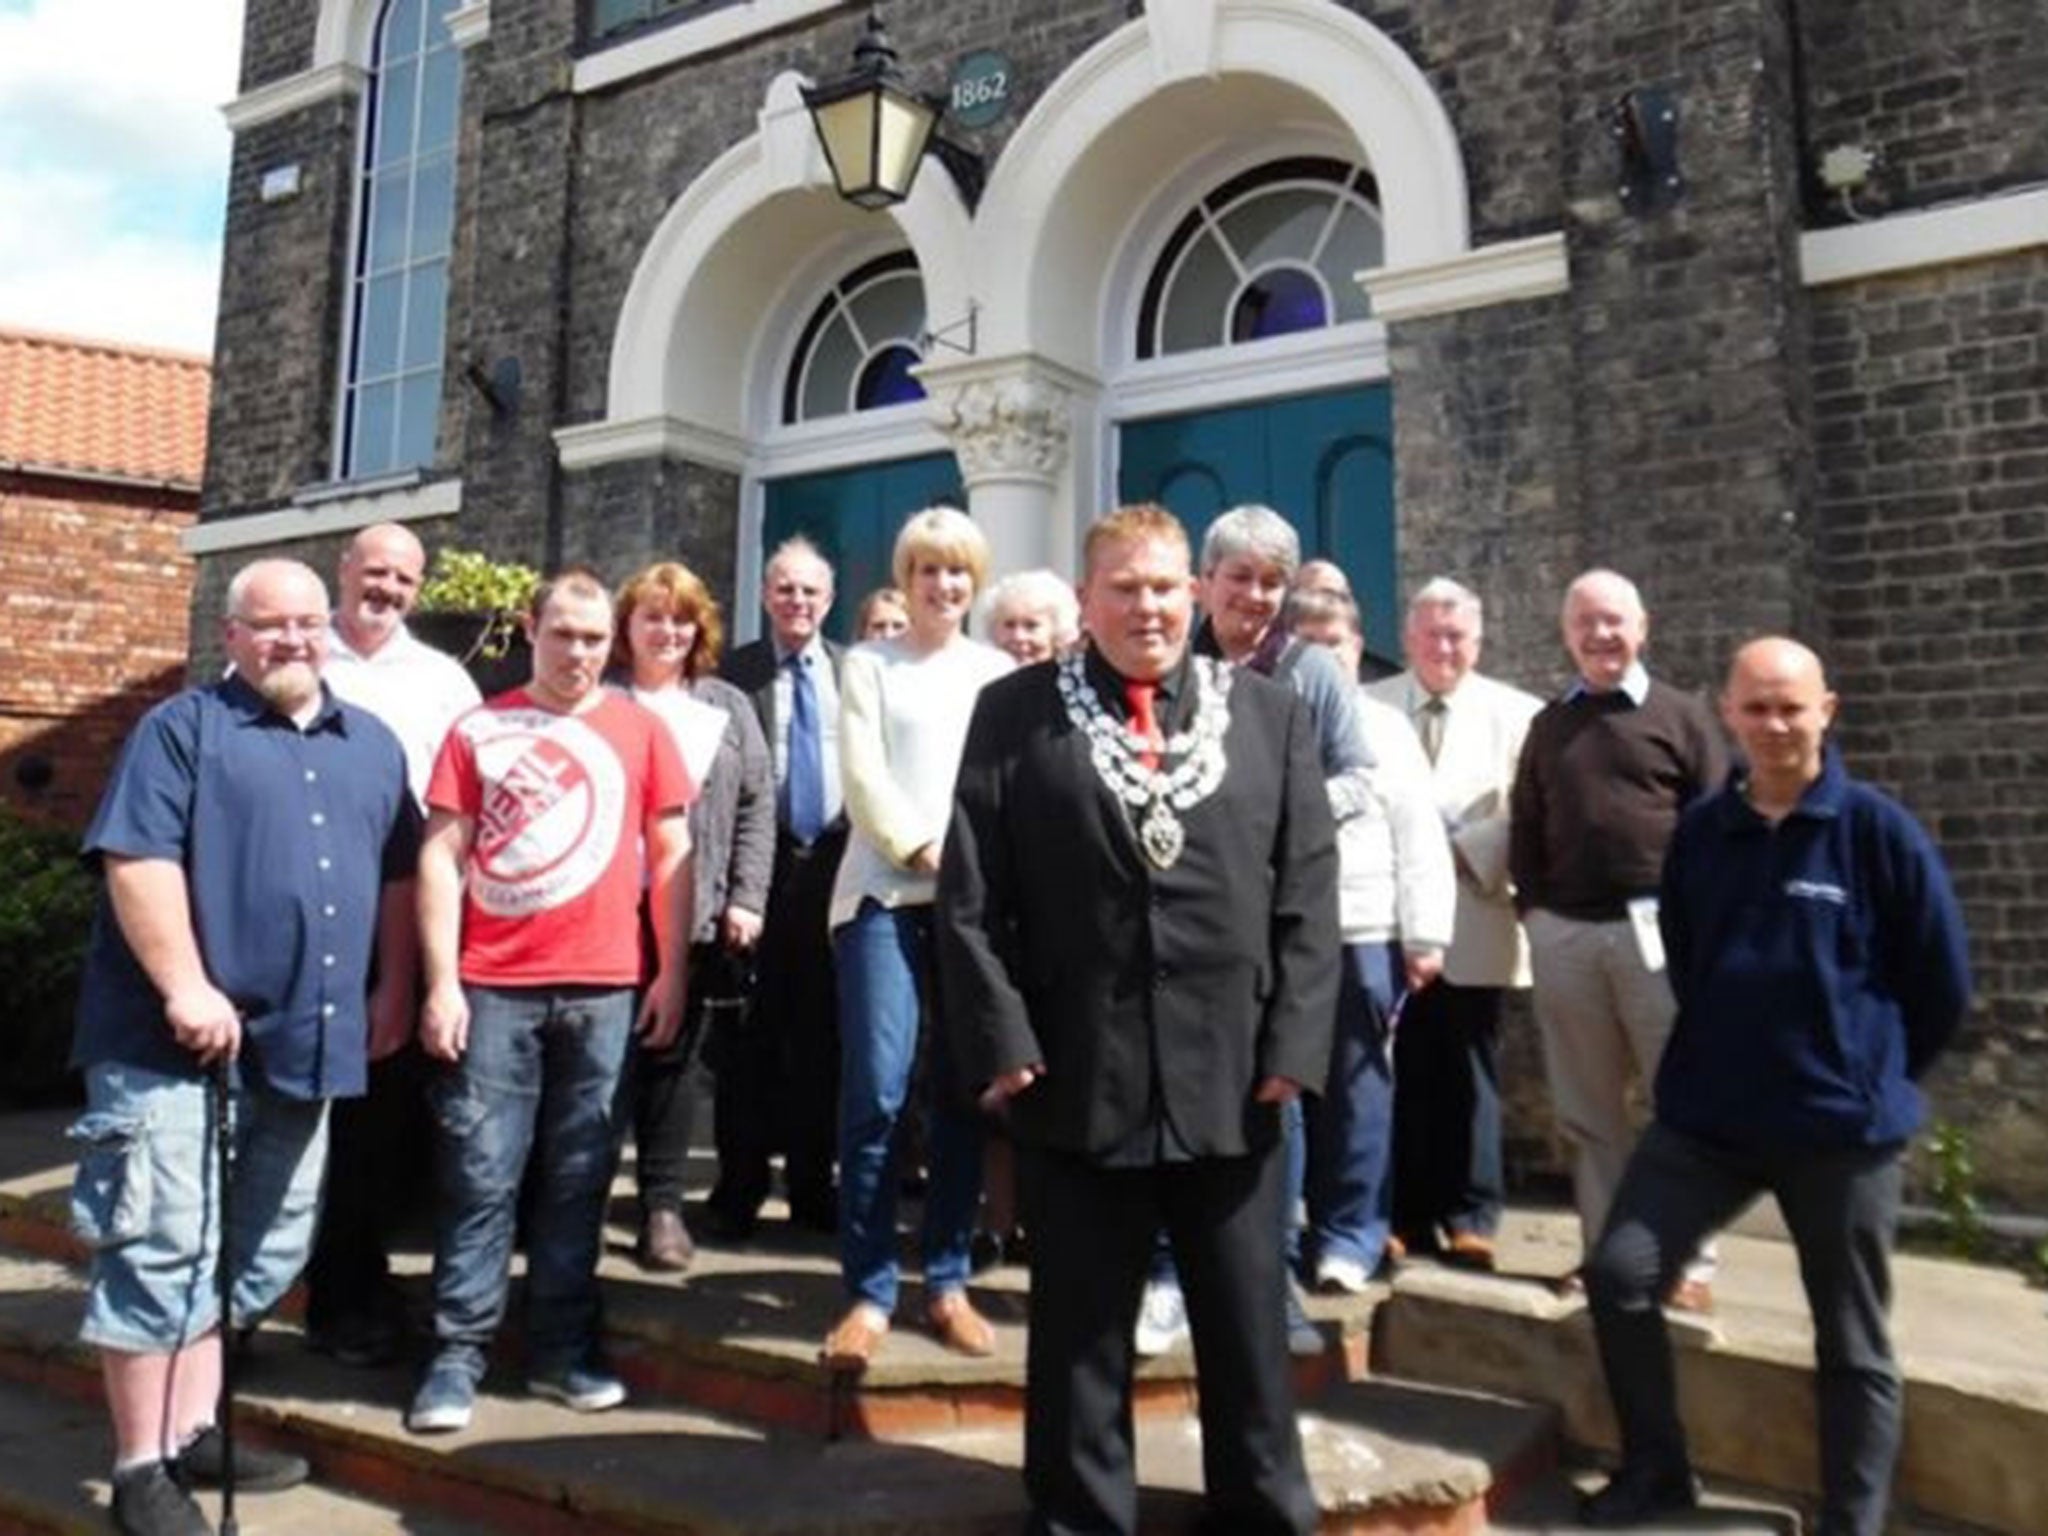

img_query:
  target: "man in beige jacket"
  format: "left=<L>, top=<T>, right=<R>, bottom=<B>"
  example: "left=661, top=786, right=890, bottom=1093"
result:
left=1366, top=577, right=1540, bottom=1268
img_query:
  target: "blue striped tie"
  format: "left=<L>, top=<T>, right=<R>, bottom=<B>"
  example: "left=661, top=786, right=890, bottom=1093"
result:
left=786, top=652, right=826, bottom=845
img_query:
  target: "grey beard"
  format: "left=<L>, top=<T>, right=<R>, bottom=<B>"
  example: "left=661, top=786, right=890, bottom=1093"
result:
left=254, top=662, right=321, bottom=715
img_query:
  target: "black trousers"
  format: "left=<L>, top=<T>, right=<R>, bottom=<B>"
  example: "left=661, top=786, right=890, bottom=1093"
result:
left=304, top=1044, right=431, bottom=1330
left=1389, top=979, right=1505, bottom=1242
left=1586, top=1121, right=1904, bottom=1536
left=710, top=827, right=843, bottom=1221
left=631, top=942, right=735, bottom=1213
left=1021, top=1139, right=1316, bottom=1536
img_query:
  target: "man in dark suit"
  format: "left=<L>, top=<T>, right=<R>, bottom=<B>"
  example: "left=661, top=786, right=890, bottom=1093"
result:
left=713, top=536, right=847, bottom=1236
left=938, top=504, right=1340, bottom=1535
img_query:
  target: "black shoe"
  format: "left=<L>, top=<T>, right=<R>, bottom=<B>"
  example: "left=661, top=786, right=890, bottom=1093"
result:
left=698, top=1202, right=759, bottom=1243
left=786, top=1186, right=838, bottom=1234
left=174, top=1424, right=310, bottom=1492
left=111, top=1462, right=209, bottom=1536
left=968, top=1230, right=1005, bottom=1274
left=1578, top=1464, right=1701, bottom=1526
left=305, top=1308, right=404, bottom=1368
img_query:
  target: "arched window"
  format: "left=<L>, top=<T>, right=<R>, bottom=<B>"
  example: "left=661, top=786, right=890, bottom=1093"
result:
left=1136, top=158, right=1382, bottom=360
left=782, top=253, right=927, bottom=425
left=339, top=0, right=462, bottom=479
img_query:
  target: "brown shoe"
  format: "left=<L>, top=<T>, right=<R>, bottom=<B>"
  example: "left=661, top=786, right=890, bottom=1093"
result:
left=636, top=1208, right=694, bottom=1273
left=821, top=1303, right=890, bottom=1372
left=1442, top=1231, right=1497, bottom=1273
left=926, top=1291, right=997, bottom=1357
left=1666, top=1277, right=1715, bottom=1315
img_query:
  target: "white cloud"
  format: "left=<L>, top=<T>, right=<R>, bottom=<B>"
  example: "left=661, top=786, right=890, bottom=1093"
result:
left=0, top=0, right=242, bottom=353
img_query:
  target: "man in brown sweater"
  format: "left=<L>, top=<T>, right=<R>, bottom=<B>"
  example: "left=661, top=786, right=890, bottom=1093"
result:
left=1508, top=570, right=1728, bottom=1306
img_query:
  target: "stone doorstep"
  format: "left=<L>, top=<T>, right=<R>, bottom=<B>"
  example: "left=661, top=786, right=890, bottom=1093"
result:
left=0, top=1370, right=497, bottom=1536
left=0, top=1263, right=1553, bottom=1536
left=0, top=1175, right=1383, bottom=1442
left=1373, top=1277, right=2037, bottom=1536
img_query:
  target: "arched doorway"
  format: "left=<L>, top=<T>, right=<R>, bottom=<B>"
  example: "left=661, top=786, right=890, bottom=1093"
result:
left=1112, top=155, right=1397, bottom=661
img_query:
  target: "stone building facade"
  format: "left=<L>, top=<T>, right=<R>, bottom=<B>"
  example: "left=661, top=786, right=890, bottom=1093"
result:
left=195, top=0, right=2047, bottom=1205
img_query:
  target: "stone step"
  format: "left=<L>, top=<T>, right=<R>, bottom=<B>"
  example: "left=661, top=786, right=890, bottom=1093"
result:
left=0, top=1159, right=1378, bottom=1440
left=0, top=1247, right=1556, bottom=1535
left=0, top=1370, right=493, bottom=1536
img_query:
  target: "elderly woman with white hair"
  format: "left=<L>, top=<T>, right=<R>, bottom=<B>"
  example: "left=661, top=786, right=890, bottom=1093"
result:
left=981, top=568, right=1080, bottom=667
left=823, top=507, right=1013, bottom=1371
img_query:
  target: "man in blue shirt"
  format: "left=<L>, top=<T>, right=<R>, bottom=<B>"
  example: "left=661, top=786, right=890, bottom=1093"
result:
left=67, top=558, right=419, bottom=1536
left=1579, top=638, right=1970, bottom=1534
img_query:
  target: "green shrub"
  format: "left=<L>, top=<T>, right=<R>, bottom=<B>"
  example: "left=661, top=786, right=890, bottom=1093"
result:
left=0, top=808, right=95, bottom=1101
left=415, top=547, right=540, bottom=661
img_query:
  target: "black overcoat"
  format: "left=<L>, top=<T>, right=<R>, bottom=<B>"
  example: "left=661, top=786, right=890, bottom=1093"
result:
left=936, top=649, right=1340, bottom=1160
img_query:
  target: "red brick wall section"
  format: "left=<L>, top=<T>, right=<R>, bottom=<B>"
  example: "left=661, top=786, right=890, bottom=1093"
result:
left=0, top=475, right=196, bottom=827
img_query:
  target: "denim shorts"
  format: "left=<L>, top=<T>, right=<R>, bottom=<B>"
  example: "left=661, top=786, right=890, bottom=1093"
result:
left=70, top=1062, right=329, bottom=1354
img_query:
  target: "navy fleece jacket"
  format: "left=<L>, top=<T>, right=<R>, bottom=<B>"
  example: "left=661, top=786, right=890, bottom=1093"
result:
left=1653, top=749, right=1970, bottom=1149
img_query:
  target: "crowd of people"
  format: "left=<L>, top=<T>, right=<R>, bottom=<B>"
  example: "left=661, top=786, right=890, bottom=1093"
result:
left=64, top=507, right=1968, bottom=1536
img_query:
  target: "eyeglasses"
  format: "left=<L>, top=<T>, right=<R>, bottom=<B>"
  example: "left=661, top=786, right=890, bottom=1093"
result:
left=231, top=616, right=329, bottom=641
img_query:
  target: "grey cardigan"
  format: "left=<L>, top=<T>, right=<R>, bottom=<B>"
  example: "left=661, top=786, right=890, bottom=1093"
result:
left=611, top=674, right=775, bottom=944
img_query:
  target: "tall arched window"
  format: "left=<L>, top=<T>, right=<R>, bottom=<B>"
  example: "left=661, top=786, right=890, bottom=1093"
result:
left=782, top=253, right=927, bottom=425
left=1136, top=158, right=1382, bottom=360
left=339, top=0, right=461, bottom=479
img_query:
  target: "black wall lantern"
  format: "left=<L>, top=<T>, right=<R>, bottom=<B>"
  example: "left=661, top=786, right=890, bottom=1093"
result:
left=803, top=8, right=984, bottom=212
left=1607, top=86, right=1683, bottom=214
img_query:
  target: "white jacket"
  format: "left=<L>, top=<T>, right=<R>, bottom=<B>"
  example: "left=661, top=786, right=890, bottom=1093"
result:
left=1364, top=668, right=1543, bottom=986
left=1338, top=691, right=1456, bottom=950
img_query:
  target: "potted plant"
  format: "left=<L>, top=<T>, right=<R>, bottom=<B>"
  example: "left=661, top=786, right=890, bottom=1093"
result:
left=412, top=546, right=542, bottom=695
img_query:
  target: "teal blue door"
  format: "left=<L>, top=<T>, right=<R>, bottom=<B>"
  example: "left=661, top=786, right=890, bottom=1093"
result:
left=762, top=453, right=963, bottom=642
left=1117, top=385, right=1397, bottom=664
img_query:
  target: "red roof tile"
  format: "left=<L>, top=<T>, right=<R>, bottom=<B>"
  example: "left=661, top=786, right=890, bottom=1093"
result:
left=0, top=327, right=211, bottom=489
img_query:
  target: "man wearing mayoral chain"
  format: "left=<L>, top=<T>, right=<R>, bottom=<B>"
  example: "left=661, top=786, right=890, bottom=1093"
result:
left=938, top=504, right=1340, bottom=1534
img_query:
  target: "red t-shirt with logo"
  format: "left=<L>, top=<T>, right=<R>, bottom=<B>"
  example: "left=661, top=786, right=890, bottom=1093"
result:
left=426, top=689, right=695, bottom=985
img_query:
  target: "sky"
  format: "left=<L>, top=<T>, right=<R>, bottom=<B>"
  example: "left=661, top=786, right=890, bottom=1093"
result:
left=0, top=0, right=243, bottom=356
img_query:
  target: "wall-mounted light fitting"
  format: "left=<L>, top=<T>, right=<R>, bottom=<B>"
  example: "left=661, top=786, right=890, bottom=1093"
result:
left=802, top=7, right=986, bottom=212
left=464, top=357, right=522, bottom=419
left=1606, top=87, right=1682, bottom=214
left=920, top=301, right=978, bottom=359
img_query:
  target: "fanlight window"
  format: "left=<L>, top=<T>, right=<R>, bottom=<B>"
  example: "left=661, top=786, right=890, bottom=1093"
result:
left=340, top=0, right=462, bottom=480
left=783, top=253, right=927, bottom=424
left=1138, top=158, right=1383, bottom=360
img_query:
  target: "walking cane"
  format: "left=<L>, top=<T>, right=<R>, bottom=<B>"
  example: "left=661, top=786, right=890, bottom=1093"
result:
left=211, top=1060, right=240, bottom=1536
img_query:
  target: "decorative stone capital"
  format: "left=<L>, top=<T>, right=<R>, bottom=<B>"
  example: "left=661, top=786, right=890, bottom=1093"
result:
left=923, top=361, right=1081, bottom=486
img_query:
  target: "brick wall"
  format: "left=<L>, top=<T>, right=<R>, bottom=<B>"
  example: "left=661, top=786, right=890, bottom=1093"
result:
left=1797, top=0, right=2048, bottom=218
left=1812, top=247, right=2048, bottom=1204
left=0, top=476, right=195, bottom=826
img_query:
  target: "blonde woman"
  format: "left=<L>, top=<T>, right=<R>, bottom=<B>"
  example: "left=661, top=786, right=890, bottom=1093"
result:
left=822, top=508, right=1012, bottom=1369
left=610, top=563, right=774, bottom=1272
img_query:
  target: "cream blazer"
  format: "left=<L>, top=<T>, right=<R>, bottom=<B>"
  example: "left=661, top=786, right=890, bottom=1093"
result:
left=1365, top=668, right=1543, bottom=988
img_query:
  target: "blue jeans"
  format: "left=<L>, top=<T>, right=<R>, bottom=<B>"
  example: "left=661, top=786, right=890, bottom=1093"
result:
left=1300, top=941, right=1402, bottom=1271
left=428, top=985, right=634, bottom=1371
left=834, top=900, right=982, bottom=1312
left=72, top=1062, right=329, bottom=1354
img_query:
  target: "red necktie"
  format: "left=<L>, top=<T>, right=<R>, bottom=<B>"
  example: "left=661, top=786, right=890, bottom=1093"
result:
left=1125, top=680, right=1162, bottom=772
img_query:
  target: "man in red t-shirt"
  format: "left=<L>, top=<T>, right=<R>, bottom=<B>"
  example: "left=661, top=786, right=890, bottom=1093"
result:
left=406, top=567, right=695, bottom=1435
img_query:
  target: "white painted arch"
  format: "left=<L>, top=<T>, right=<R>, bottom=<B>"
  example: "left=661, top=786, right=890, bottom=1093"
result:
left=592, top=73, right=974, bottom=446
left=970, top=0, right=1472, bottom=371
left=312, top=0, right=383, bottom=71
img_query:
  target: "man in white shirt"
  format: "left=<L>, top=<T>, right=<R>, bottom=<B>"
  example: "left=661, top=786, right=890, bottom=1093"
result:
left=1366, top=578, right=1540, bottom=1271
left=305, top=521, right=479, bottom=1366
left=322, top=523, right=483, bottom=803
